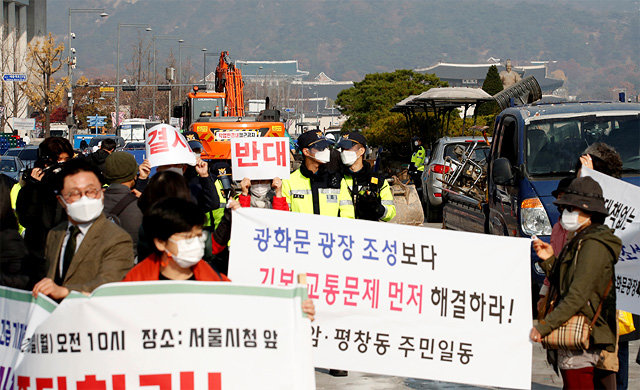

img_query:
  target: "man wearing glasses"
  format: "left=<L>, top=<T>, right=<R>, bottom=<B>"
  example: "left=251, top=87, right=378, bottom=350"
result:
left=32, top=159, right=134, bottom=300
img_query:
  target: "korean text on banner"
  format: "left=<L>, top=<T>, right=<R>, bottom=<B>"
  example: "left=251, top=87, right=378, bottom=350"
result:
left=0, top=286, right=57, bottom=386
left=231, top=137, right=290, bottom=180
left=145, top=124, right=196, bottom=168
left=583, top=167, right=640, bottom=315
left=228, top=208, right=533, bottom=390
left=14, top=282, right=315, bottom=390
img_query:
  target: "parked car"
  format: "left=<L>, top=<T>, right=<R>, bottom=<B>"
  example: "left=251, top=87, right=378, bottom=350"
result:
left=88, top=135, right=126, bottom=150
left=0, top=156, right=26, bottom=181
left=123, top=142, right=145, bottom=150
left=420, top=136, right=490, bottom=221
left=3, top=146, right=38, bottom=169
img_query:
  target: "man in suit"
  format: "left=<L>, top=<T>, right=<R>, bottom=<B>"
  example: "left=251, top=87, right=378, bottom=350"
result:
left=32, top=159, right=134, bottom=300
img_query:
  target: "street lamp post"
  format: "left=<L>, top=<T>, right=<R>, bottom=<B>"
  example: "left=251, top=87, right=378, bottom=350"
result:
left=152, top=35, right=181, bottom=118
left=255, top=66, right=264, bottom=100
left=67, top=8, right=108, bottom=141
left=178, top=41, right=197, bottom=97
left=116, top=23, right=151, bottom=128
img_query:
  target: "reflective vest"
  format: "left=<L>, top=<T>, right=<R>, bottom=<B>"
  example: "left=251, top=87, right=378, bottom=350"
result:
left=10, top=182, right=24, bottom=234
left=205, top=179, right=227, bottom=228
left=411, top=146, right=426, bottom=171
left=282, top=169, right=354, bottom=218
left=343, top=175, right=396, bottom=222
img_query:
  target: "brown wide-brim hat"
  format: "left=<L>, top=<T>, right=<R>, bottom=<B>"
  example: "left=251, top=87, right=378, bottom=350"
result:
left=553, top=176, right=608, bottom=216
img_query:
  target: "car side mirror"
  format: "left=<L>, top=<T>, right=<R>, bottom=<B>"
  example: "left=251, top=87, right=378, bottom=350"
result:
left=492, top=157, right=514, bottom=185
left=172, top=106, right=183, bottom=118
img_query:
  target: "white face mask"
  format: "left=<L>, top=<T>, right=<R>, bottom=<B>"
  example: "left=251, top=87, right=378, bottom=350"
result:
left=414, top=141, right=419, bottom=147
left=340, top=150, right=359, bottom=166
left=313, top=149, right=331, bottom=164
left=250, top=183, right=270, bottom=198
left=560, top=209, right=589, bottom=232
left=63, top=195, right=104, bottom=223
left=167, top=234, right=205, bottom=268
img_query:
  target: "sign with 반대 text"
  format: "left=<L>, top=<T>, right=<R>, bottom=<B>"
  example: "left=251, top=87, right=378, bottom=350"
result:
left=231, top=137, right=290, bottom=180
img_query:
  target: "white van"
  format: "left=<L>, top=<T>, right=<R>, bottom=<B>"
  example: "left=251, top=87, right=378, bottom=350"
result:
left=117, top=119, right=147, bottom=142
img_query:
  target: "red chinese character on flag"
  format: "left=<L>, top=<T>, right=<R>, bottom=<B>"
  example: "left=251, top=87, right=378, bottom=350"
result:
left=148, top=128, right=169, bottom=155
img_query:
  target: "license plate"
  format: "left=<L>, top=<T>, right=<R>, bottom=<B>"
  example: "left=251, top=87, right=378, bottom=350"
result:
left=214, top=130, right=259, bottom=141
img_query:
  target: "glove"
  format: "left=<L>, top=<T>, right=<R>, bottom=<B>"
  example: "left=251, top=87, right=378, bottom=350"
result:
left=212, top=207, right=232, bottom=246
left=356, top=193, right=385, bottom=221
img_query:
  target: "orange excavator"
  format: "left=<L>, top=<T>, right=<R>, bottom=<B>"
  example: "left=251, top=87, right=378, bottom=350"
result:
left=174, top=51, right=285, bottom=160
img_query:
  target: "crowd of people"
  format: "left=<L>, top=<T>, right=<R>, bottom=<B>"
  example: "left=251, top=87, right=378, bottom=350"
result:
left=0, top=129, right=395, bottom=372
left=1, top=128, right=639, bottom=387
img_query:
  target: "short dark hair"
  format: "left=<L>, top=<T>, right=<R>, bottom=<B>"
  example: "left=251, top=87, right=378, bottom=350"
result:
left=39, top=137, right=73, bottom=163
left=101, top=138, right=117, bottom=151
left=55, top=158, right=104, bottom=193
left=143, top=197, right=205, bottom=250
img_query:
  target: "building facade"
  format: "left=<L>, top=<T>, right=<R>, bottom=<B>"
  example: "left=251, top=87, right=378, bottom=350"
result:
left=1, top=0, right=46, bottom=133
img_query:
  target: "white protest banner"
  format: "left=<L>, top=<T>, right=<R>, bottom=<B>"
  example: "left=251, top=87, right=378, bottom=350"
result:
left=145, top=124, right=196, bottom=168
left=230, top=137, right=290, bottom=180
left=228, top=208, right=533, bottom=389
left=583, top=167, right=640, bottom=314
left=0, top=287, right=57, bottom=388
left=14, top=282, right=314, bottom=389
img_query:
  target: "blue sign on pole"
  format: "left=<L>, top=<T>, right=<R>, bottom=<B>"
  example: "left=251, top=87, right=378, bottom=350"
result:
left=284, top=108, right=295, bottom=113
left=87, top=115, right=107, bottom=134
left=2, top=73, right=27, bottom=82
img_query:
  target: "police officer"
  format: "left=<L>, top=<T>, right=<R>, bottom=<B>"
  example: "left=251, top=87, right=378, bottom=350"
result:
left=409, top=136, right=426, bottom=187
left=282, top=130, right=354, bottom=218
left=337, top=132, right=396, bottom=222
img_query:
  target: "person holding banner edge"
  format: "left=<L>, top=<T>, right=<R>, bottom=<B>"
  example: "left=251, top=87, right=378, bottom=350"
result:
left=282, top=130, right=354, bottom=218
left=122, top=197, right=315, bottom=321
left=336, top=132, right=396, bottom=222
left=239, top=176, right=289, bottom=210
left=531, top=176, right=620, bottom=389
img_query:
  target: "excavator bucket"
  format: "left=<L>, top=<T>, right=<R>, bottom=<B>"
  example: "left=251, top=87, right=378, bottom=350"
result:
left=388, top=175, right=425, bottom=226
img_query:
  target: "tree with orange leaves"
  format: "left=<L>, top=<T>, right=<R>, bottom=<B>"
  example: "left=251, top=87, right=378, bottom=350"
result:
left=20, top=33, right=68, bottom=138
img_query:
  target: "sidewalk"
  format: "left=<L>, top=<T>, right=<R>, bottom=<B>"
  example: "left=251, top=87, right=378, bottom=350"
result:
left=316, top=340, right=640, bottom=389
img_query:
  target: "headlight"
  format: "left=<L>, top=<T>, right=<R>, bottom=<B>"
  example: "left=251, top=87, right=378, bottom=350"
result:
left=521, top=198, right=552, bottom=236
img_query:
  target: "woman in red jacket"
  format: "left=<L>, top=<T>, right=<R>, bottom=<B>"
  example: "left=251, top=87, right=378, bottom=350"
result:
left=123, top=197, right=314, bottom=318
left=238, top=177, right=288, bottom=211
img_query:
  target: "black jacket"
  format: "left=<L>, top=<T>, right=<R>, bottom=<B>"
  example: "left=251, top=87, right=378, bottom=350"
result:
left=104, top=184, right=143, bottom=252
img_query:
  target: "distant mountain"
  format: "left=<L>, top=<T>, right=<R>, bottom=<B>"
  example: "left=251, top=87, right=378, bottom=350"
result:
left=48, top=0, right=639, bottom=99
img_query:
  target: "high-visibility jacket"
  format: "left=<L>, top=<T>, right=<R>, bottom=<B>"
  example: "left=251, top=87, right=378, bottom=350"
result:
left=411, top=146, right=426, bottom=171
left=205, top=180, right=227, bottom=228
left=10, top=182, right=25, bottom=234
left=343, top=169, right=396, bottom=222
left=282, top=167, right=354, bottom=218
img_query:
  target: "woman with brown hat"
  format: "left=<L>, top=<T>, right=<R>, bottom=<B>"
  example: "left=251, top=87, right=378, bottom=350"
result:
left=531, top=176, right=620, bottom=389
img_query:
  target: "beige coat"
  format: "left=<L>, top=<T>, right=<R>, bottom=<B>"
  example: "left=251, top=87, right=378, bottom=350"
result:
left=45, top=214, right=134, bottom=292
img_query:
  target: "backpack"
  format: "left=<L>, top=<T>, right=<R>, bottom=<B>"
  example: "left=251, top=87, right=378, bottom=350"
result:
left=105, top=193, right=138, bottom=226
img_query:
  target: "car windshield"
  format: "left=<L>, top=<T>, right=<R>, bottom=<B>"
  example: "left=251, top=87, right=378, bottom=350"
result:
left=0, top=159, right=16, bottom=172
left=124, top=142, right=145, bottom=150
left=193, top=97, right=224, bottom=118
left=526, top=114, right=640, bottom=176
left=4, top=149, right=19, bottom=157
left=20, top=148, right=37, bottom=160
left=443, top=142, right=489, bottom=163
